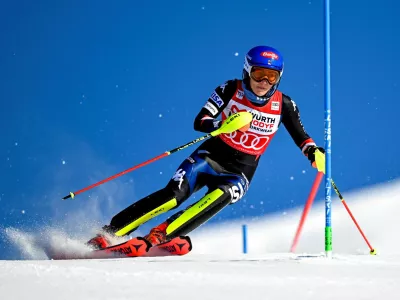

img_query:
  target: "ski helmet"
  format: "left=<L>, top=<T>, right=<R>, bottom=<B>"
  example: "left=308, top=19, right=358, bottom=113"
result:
left=242, top=45, right=284, bottom=103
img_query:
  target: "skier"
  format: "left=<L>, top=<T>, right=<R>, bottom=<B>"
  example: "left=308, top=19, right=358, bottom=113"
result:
left=87, top=45, right=325, bottom=250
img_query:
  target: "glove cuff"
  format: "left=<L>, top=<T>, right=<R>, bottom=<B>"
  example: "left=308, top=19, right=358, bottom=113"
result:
left=301, top=139, right=316, bottom=155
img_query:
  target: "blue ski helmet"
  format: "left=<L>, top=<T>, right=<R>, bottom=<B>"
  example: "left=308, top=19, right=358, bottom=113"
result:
left=242, top=45, right=284, bottom=104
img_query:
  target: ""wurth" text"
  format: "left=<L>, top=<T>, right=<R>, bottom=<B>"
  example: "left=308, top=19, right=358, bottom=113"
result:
left=250, top=113, right=276, bottom=133
left=251, top=113, right=276, bottom=124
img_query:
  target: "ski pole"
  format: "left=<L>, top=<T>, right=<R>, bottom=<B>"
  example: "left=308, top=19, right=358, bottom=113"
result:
left=330, top=180, right=376, bottom=254
left=314, top=150, right=376, bottom=255
left=290, top=171, right=324, bottom=253
left=62, top=111, right=253, bottom=200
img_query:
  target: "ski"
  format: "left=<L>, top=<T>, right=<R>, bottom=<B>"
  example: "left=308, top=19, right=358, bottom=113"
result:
left=45, top=236, right=192, bottom=260
left=147, top=235, right=192, bottom=256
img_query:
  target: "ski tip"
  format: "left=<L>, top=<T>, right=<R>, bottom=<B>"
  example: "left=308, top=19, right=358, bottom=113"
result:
left=153, top=235, right=193, bottom=256
left=180, top=236, right=193, bottom=252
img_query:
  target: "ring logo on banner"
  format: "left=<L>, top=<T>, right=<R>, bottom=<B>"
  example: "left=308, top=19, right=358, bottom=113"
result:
left=227, top=131, right=270, bottom=150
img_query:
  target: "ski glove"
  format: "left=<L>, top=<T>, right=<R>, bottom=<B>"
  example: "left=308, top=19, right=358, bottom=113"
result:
left=305, top=145, right=325, bottom=168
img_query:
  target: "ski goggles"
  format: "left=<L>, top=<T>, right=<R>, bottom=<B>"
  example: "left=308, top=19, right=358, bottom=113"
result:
left=250, top=67, right=280, bottom=85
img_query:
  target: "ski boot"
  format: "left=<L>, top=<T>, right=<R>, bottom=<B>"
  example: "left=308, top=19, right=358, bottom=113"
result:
left=86, top=225, right=116, bottom=250
left=144, top=221, right=169, bottom=246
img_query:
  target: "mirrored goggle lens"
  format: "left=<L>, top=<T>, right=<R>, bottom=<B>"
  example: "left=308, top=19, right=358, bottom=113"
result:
left=250, top=67, right=280, bottom=84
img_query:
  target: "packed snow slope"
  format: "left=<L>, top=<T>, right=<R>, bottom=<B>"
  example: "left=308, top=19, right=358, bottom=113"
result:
left=1, top=179, right=399, bottom=300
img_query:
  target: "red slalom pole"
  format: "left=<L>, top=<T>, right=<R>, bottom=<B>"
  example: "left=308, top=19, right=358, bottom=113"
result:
left=290, top=171, right=324, bottom=253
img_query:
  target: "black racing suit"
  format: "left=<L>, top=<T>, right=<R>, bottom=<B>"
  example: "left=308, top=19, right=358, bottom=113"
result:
left=193, top=79, right=315, bottom=181
left=106, top=79, right=316, bottom=238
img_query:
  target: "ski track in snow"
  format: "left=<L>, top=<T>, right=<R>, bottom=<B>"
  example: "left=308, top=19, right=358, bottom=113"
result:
left=1, top=180, right=400, bottom=299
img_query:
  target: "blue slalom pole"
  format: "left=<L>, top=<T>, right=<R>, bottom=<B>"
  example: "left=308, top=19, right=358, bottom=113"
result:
left=242, top=224, right=247, bottom=254
left=324, top=0, right=332, bottom=258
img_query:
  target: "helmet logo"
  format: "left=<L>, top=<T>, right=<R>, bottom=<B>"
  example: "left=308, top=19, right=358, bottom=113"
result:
left=261, top=51, right=279, bottom=60
left=244, top=57, right=251, bottom=72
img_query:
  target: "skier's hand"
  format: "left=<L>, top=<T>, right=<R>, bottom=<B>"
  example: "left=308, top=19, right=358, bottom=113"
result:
left=305, top=145, right=325, bottom=168
left=238, top=123, right=251, bottom=132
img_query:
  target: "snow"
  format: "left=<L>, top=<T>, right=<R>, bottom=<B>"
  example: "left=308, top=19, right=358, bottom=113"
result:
left=1, top=179, right=400, bottom=299
left=1, top=254, right=398, bottom=299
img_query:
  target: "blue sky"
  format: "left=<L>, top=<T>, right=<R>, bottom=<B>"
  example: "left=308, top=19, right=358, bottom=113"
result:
left=0, top=0, right=398, bottom=259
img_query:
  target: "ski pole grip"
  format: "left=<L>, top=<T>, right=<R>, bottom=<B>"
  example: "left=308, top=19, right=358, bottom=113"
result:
left=211, top=111, right=253, bottom=136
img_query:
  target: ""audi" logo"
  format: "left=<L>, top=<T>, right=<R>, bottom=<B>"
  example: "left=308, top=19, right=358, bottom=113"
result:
left=227, top=131, right=270, bottom=150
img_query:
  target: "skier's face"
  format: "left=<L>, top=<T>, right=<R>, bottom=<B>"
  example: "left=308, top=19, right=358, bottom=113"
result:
left=250, top=76, right=273, bottom=97
left=249, top=67, right=280, bottom=97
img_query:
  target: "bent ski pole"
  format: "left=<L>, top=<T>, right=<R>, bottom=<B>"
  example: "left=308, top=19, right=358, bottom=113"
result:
left=290, top=171, right=324, bottom=253
left=314, top=150, right=376, bottom=255
left=62, top=111, right=253, bottom=200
